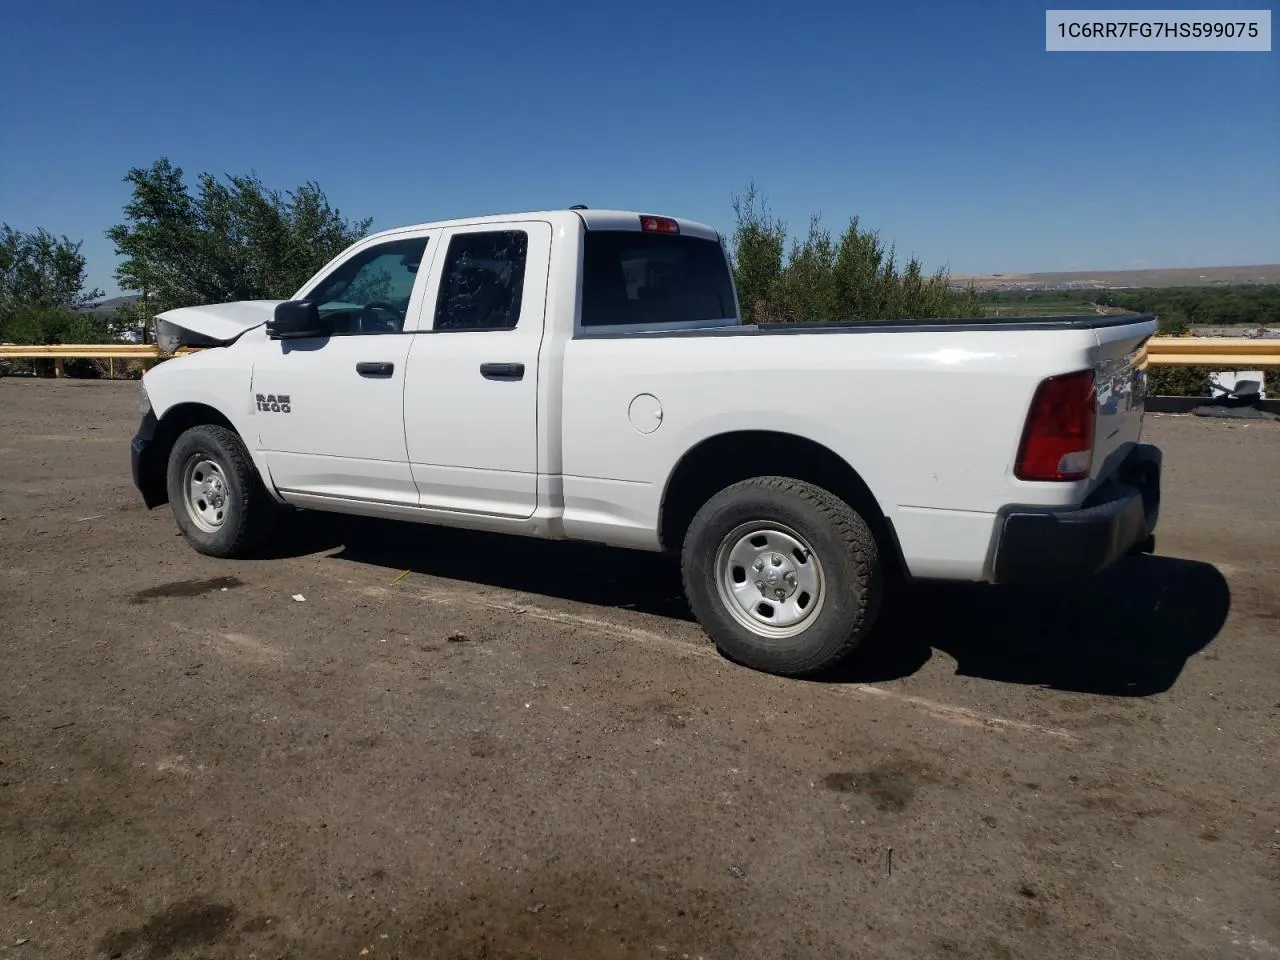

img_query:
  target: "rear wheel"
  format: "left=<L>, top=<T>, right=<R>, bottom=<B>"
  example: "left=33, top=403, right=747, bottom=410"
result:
left=681, top=476, right=883, bottom=677
left=166, top=424, right=274, bottom=558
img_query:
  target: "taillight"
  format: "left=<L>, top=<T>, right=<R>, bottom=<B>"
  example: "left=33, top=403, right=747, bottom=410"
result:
left=639, top=215, right=680, bottom=234
left=1014, top=370, right=1096, bottom=481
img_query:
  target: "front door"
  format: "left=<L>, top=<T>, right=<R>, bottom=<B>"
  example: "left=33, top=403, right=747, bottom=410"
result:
left=252, top=231, right=436, bottom=504
left=402, top=221, right=551, bottom=518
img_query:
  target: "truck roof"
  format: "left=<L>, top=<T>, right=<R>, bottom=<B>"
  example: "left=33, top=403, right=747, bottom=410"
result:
left=363, top=208, right=723, bottom=244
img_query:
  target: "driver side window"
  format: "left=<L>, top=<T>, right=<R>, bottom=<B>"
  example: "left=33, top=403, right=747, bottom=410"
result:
left=305, top=236, right=429, bottom=336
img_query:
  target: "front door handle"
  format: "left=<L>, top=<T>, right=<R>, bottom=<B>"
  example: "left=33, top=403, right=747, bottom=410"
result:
left=480, top=362, right=525, bottom=381
left=356, top=362, right=394, bottom=378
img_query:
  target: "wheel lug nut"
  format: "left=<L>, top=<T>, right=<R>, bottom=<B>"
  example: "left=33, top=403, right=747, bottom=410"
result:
left=784, top=572, right=796, bottom=585
left=755, top=581, right=765, bottom=592
left=753, top=559, right=764, bottom=572
left=771, top=553, right=783, bottom=566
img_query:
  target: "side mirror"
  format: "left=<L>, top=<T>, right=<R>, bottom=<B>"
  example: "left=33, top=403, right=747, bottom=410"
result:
left=267, top=300, right=327, bottom=340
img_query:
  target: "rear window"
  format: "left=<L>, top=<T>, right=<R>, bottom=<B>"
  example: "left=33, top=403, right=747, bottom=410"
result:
left=580, top=231, right=738, bottom=328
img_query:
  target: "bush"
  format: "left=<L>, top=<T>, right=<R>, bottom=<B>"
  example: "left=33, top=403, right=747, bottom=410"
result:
left=1146, top=366, right=1280, bottom=399
left=3, top=305, right=107, bottom=344
left=1147, top=365, right=1213, bottom=397
left=0, top=305, right=114, bottom=378
left=1099, top=285, right=1280, bottom=329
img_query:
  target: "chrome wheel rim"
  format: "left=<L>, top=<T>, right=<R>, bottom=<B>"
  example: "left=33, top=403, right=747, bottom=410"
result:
left=182, top=455, right=230, bottom=533
left=713, top=521, right=825, bottom=639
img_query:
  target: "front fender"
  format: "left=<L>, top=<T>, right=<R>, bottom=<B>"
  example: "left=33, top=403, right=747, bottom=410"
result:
left=134, top=344, right=280, bottom=504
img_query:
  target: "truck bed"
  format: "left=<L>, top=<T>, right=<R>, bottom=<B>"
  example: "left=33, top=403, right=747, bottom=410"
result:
left=559, top=311, right=1156, bottom=580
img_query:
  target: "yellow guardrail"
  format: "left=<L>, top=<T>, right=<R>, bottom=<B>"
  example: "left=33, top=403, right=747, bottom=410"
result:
left=1141, top=337, right=1280, bottom=368
left=0, top=344, right=166, bottom=359
left=0, top=343, right=199, bottom=377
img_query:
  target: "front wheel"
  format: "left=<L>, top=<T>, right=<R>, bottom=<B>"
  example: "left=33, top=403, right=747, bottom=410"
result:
left=681, top=476, right=884, bottom=677
left=166, top=424, right=275, bottom=558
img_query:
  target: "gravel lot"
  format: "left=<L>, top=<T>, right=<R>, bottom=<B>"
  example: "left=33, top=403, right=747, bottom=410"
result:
left=1, top=378, right=1277, bottom=960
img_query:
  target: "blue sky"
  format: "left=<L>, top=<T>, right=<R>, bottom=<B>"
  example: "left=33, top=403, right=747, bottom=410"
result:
left=2, top=0, right=1276, bottom=297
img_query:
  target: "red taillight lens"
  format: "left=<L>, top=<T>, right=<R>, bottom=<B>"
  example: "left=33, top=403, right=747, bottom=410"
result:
left=639, top=215, right=680, bottom=234
left=1015, top=370, right=1097, bottom=481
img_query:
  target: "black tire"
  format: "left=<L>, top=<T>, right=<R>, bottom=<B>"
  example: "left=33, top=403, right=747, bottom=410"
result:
left=165, top=423, right=275, bottom=558
left=680, top=476, right=883, bottom=677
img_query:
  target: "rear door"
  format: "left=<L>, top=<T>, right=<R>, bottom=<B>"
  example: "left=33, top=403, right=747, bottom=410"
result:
left=402, top=220, right=551, bottom=518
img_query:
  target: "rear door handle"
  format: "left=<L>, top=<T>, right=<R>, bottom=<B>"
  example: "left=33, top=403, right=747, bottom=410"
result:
left=480, top=362, right=525, bottom=381
left=356, top=362, right=394, bottom=378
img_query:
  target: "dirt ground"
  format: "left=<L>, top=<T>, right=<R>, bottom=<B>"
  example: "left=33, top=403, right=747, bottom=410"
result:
left=1, top=379, right=1277, bottom=960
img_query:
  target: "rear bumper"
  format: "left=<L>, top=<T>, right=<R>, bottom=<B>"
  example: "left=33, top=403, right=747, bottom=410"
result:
left=992, top=443, right=1161, bottom=585
left=131, top=409, right=166, bottom=509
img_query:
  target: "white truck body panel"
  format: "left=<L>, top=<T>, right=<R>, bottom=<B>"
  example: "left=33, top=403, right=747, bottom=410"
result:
left=140, top=208, right=1156, bottom=585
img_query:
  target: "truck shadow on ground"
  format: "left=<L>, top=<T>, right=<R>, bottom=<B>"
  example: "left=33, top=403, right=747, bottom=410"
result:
left=279, top=514, right=1229, bottom=698
left=830, top=555, right=1230, bottom=696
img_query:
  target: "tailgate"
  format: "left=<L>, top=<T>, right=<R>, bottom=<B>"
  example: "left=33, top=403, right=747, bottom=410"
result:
left=1090, top=317, right=1156, bottom=487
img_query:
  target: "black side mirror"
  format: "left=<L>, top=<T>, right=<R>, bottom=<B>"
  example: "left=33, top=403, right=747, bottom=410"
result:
left=267, top=300, right=328, bottom=339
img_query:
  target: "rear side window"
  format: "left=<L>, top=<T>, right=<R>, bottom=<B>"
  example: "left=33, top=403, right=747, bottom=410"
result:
left=433, top=230, right=528, bottom=331
left=581, top=231, right=737, bottom=328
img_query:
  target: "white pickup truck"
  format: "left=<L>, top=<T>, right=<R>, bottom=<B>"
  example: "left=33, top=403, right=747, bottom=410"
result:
left=131, top=208, right=1162, bottom=677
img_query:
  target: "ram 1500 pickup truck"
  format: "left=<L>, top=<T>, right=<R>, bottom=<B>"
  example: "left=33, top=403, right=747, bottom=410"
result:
left=131, top=208, right=1161, bottom=677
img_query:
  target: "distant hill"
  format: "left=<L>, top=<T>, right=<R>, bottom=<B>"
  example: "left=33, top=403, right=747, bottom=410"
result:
left=953, top=264, right=1280, bottom=292
left=83, top=295, right=140, bottom=316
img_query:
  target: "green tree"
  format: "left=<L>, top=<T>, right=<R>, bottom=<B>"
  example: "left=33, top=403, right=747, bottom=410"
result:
left=728, top=184, right=982, bottom=323
left=729, top=182, right=787, bottom=323
left=0, top=225, right=103, bottom=336
left=105, top=158, right=372, bottom=325
left=775, top=214, right=839, bottom=322
left=0, top=225, right=105, bottom=371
